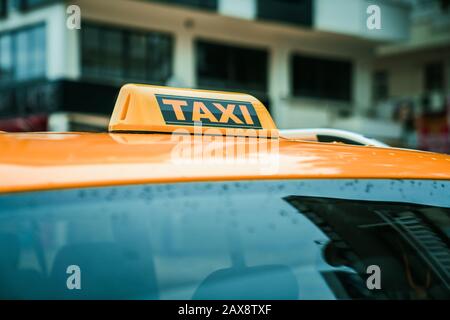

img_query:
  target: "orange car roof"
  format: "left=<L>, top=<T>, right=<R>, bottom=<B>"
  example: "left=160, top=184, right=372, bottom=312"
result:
left=1, top=131, right=450, bottom=194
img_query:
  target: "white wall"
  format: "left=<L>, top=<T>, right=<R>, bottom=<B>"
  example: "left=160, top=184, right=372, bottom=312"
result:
left=218, top=0, right=255, bottom=20
left=362, top=0, right=410, bottom=42
left=353, top=58, right=373, bottom=115
left=315, top=0, right=410, bottom=42
left=375, top=47, right=450, bottom=98
left=172, top=30, right=195, bottom=87
left=315, top=0, right=362, bottom=35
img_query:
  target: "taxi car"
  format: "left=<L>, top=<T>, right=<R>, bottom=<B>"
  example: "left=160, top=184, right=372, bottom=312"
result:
left=1, top=84, right=450, bottom=300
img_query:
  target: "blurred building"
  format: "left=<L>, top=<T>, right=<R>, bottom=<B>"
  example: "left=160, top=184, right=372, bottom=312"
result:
left=0, top=0, right=449, bottom=146
left=374, top=0, right=450, bottom=150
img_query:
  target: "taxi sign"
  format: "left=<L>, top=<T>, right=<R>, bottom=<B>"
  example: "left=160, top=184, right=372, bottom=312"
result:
left=109, top=84, right=277, bottom=138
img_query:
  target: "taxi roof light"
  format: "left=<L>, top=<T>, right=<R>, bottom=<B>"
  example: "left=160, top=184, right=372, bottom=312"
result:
left=109, top=84, right=278, bottom=138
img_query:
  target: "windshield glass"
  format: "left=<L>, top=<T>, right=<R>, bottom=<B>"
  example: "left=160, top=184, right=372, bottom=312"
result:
left=0, top=179, right=450, bottom=300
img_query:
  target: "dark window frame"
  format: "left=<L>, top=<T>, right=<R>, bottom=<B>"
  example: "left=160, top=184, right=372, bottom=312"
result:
left=372, top=70, right=389, bottom=102
left=291, top=53, right=353, bottom=102
left=424, top=61, right=444, bottom=92
left=150, top=0, right=218, bottom=11
left=195, top=39, right=269, bottom=95
left=17, top=0, right=60, bottom=12
left=257, top=0, right=313, bottom=27
left=0, top=0, right=7, bottom=19
left=81, top=21, right=174, bottom=85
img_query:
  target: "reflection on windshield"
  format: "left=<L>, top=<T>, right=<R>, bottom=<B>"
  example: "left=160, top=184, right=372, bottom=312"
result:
left=0, top=179, right=449, bottom=300
left=285, top=196, right=450, bottom=299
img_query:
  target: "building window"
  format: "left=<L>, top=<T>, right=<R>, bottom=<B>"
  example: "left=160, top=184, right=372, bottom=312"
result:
left=372, top=70, right=389, bottom=102
left=129, top=34, right=147, bottom=81
left=151, top=0, right=218, bottom=11
left=16, top=0, right=59, bottom=11
left=291, top=54, right=353, bottom=102
left=81, top=23, right=173, bottom=84
left=0, top=0, right=7, bottom=18
left=196, top=40, right=268, bottom=94
left=0, top=23, right=46, bottom=84
left=257, top=0, right=313, bottom=27
left=424, top=61, right=444, bottom=92
left=0, top=35, right=12, bottom=82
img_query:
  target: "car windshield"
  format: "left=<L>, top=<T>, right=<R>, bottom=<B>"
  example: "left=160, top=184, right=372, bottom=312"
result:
left=1, top=179, right=450, bottom=300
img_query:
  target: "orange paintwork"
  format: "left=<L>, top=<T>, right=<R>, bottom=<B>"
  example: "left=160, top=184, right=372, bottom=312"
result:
left=109, top=84, right=277, bottom=138
left=1, top=131, right=450, bottom=194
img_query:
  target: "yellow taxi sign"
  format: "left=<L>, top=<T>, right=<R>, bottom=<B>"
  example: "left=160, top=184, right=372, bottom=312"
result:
left=109, top=84, right=278, bottom=138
